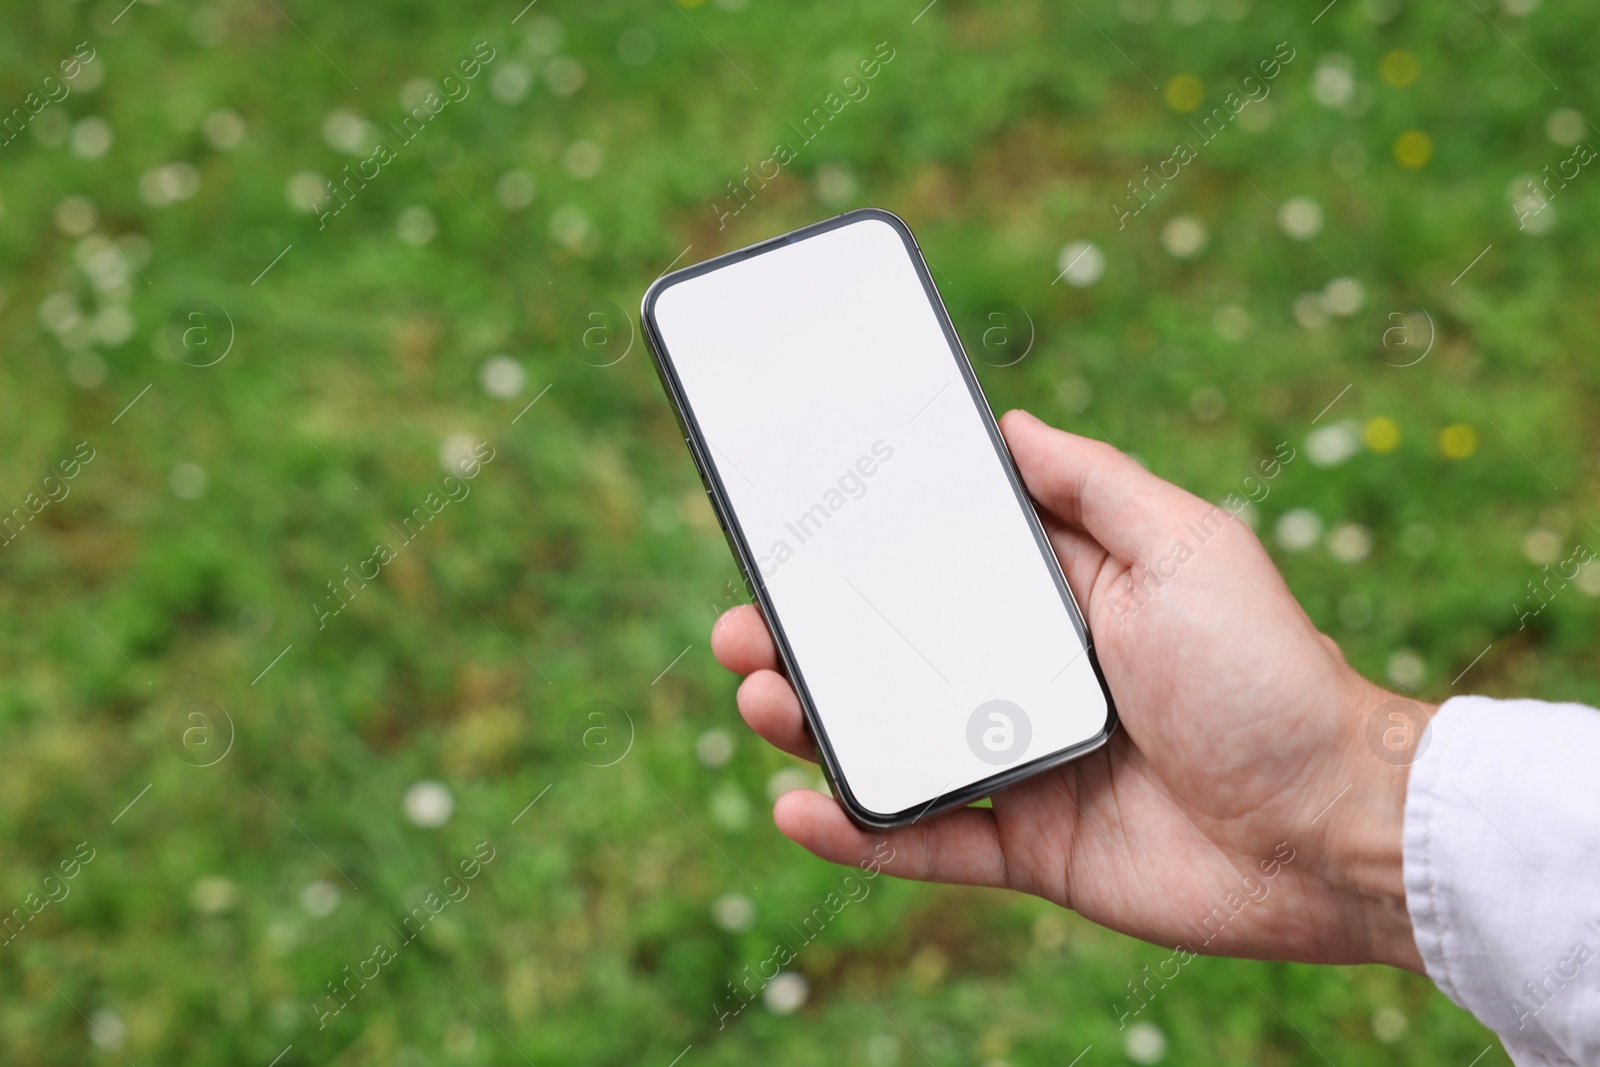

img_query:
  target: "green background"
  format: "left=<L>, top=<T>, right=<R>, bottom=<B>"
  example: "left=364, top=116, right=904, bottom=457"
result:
left=1, top=0, right=1593, bottom=1063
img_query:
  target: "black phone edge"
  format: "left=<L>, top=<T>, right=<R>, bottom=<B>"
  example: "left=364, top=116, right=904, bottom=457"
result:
left=639, top=206, right=1119, bottom=832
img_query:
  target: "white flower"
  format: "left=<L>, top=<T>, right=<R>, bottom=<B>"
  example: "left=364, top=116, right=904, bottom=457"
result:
left=763, top=971, right=809, bottom=1015
left=709, top=785, right=751, bottom=830
left=766, top=766, right=813, bottom=802
left=479, top=356, right=526, bottom=399
left=439, top=432, right=481, bottom=477
left=865, top=1033, right=902, bottom=1066
left=1237, top=98, right=1274, bottom=133
left=524, top=17, right=566, bottom=56
left=491, top=62, right=533, bottom=105
left=38, top=292, right=82, bottom=335
left=322, top=109, right=375, bottom=155
left=286, top=171, right=331, bottom=213
left=1386, top=649, right=1426, bottom=690
left=53, top=196, right=97, bottom=237
left=399, top=78, right=438, bottom=112
left=1275, top=508, right=1322, bottom=552
left=1306, top=421, right=1360, bottom=467
left=1546, top=108, right=1585, bottom=146
left=495, top=171, right=536, bottom=210
left=68, top=351, right=108, bottom=389
left=93, top=305, right=136, bottom=346
left=1125, top=1020, right=1168, bottom=1064
left=396, top=206, right=437, bottom=246
left=191, top=875, right=239, bottom=914
left=1055, top=241, right=1105, bottom=287
left=550, top=205, right=593, bottom=251
left=79, top=235, right=132, bottom=290
left=696, top=728, right=735, bottom=767
left=1293, top=292, right=1328, bottom=331
left=1576, top=562, right=1600, bottom=596
left=1521, top=527, right=1561, bottom=565
left=1279, top=196, right=1324, bottom=240
left=545, top=57, right=586, bottom=96
left=1506, top=174, right=1558, bottom=234
left=404, top=780, right=454, bottom=828
left=1372, top=1004, right=1408, bottom=1042
left=1327, top=522, right=1373, bottom=562
left=1160, top=215, right=1208, bottom=259
left=711, top=893, right=755, bottom=932
left=138, top=163, right=201, bottom=207
left=70, top=58, right=105, bottom=93
left=300, top=879, right=340, bottom=917
left=88, top=1009, right=127, bottom=1051
left=1056, top=376, right=1093, bottom=409
left=1312, top=54, right=1355, bottom=108
left=813, top=165, right=855, bottom=207
left=1322, top=277, right=1365, bottom=317
left=69, top=117, right=113, bottom=159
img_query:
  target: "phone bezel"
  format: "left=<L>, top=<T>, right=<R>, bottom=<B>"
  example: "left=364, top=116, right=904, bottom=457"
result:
left=640, top=207, right=1118, bottom=830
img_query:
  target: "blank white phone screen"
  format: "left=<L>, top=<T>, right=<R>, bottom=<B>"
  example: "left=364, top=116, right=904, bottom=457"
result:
left=652, top=216, right=1108, bottom=817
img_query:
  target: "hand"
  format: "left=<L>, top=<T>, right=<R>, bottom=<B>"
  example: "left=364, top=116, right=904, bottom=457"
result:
left=711, top=409, right=1426, bottom=972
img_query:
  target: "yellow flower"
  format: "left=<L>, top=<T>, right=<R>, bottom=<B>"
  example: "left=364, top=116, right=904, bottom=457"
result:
left=1165, top=75, right=1204, bottom=113
left=1394, top=130, right=1433, bottom=169
left=1379, top=50, right=1420, bottom=88
left=1438, top=422, right=1478, bottom=459
left=1365, top=416, right=1402, bottom=453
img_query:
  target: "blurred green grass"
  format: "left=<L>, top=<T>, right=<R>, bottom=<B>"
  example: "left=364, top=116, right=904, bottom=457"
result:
left=1, top=0, right=1595, bottom=1062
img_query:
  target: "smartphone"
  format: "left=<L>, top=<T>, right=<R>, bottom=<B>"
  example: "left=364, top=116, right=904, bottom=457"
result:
left=641, top=209, right=1116, bottom=829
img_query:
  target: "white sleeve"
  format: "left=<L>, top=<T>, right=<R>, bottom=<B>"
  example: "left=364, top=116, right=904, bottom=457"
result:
left=1404, top=694, right=1600, bottom=1067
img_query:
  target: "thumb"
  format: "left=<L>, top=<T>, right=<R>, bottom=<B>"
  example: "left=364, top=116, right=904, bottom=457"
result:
left=999, top=408, right=1191, bottom=563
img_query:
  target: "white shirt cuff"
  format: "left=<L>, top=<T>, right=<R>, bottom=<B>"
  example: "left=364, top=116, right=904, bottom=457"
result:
left=1404, top=694, right=1600, bottom=1067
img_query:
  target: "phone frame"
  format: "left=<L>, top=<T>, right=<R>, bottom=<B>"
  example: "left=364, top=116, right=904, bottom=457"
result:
left=640, top=208, right=1118, bottom=830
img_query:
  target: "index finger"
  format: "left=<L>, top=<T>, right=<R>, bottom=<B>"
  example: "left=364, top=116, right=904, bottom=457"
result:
left=710, top=604, right=780, bottom=675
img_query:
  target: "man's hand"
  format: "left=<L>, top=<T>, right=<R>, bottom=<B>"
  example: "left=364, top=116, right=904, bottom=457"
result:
left=711, top=409, right=1426, bottom=971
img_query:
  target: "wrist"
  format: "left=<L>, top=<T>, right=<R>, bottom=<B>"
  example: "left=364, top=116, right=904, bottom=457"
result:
left=1313, top=682, right=1432, bottom=973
